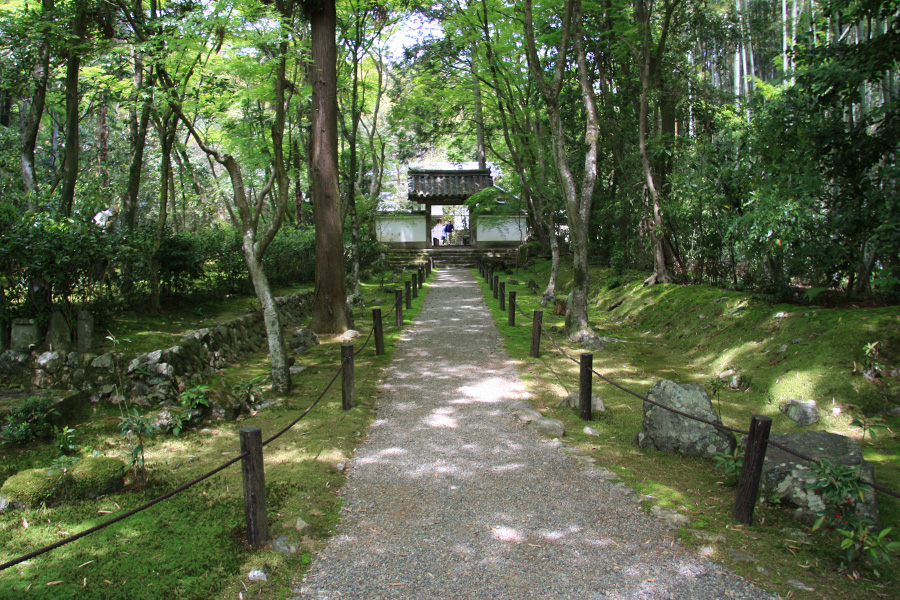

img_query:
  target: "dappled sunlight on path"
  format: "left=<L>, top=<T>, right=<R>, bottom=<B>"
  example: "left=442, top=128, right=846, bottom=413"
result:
left=298, top=268, right=775, bottom=600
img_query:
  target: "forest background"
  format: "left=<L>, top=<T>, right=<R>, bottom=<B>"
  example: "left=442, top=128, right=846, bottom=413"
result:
left=0, top=0, right=897, bottom=353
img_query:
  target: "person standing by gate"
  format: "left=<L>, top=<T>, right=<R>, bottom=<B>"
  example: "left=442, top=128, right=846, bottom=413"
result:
left=443, top=220, right=455, bottom=245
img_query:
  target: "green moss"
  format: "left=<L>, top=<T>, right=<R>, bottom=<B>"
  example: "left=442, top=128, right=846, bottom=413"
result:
left=0, top=266, right=431, bottom=599
left=0, top=467, right=61, bottom=508
left=0, top=457, right=125, bottom=508
left=68, top=457, right=126, bottom=499
left=481, top=259, right=900, bottom=600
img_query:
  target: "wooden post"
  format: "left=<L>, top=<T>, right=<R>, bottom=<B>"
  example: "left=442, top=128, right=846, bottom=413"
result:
left=499, top=282, right=505, bottom=310
left=395, top=289, right=403, bottom=327
left=733, top=415, right=772, bottom=525
left=372, top=308, right=384, bottom=356
left=240, top=427, right=268, bottom=547
left=530, top=310, right=543, bottom=358
left=493, top=276, right=499, bottom=298
left=508, top=291, right=516, bottom=326
left=579, top=353, right=593, bottom=421
left=412, top=273, right=418, bottom=298
left=418, top=268, right=424, bottom=289
left=341, top=344, right=354, bottom=411
left=405, top=280, right=412, bottom=308
left=488, top=271, right=494, bottom=291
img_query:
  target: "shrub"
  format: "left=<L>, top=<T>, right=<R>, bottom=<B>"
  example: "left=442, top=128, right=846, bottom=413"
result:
left=263, top=225, right=317, bottom=286
left=1, top=397, right=57, bottom=444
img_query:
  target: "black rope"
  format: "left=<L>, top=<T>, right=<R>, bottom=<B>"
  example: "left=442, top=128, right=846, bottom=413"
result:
left=1, top=349, right=358, bottom=571
left=0, top=451, right=249, bottom=572
left=353, top=327, right=376, bottom=356
left=263, top=356, right=348, bottom=447
left=504, top=288, right=900, bottom=501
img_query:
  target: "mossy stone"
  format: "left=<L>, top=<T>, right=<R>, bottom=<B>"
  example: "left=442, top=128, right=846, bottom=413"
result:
left=0, top=457, right=125, bottom=509
left=68, top=457, right=126, bottom=499
left=0, top=468, right=61, bottom=508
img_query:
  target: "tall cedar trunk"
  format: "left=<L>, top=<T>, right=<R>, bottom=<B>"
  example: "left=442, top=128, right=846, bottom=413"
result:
left=149, top=112, right=175, bottom=312
left=59, top=0, right=87, bottom=216
left=307, top=0, right=351, bottom=333
left=20, top=0, right=53, bottom=205
left=524, top=0, right=597, bottom=342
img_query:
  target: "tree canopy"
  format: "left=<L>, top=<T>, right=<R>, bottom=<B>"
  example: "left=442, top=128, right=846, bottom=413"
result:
left=0, top=0, right=897, bottom=348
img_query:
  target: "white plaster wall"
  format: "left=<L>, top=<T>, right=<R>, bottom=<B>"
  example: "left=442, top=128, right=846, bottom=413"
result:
left=376, top=215, right=427, bottom=243
left=476, top=215, right=527, bottom=242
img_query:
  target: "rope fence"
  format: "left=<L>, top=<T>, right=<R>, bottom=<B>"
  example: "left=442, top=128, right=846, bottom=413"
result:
left=475, top=258, right=900, bottom=525
left=0, top=259, right=435, bottom=573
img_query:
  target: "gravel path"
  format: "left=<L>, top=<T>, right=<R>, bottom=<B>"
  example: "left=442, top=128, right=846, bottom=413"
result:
left=296, top=268, right=776, bottom=600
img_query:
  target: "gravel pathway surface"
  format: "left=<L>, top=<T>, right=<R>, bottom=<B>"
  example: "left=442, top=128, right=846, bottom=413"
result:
left=296, top=268, right=776, bottom=599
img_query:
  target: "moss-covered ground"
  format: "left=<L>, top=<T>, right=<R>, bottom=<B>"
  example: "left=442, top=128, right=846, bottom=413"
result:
left=0, top=270, right=430, bottom=599
left=4, top=259, right=899, bottom=599
left=477, top=259, right=900, bottom=600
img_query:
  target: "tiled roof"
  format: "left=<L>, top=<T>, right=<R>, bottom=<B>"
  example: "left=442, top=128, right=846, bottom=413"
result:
left=408, top=169, right=493, bottom=202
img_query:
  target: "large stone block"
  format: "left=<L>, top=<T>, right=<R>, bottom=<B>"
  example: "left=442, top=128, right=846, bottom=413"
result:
left=45, top=311, right=72, bottom=351
left=76, top=310, right=94, bottom=352
left=10, top=318, right=40, bottom=352
left=633, top=380, right=736, bottom=458
left=761, top=431, right=879, bottom=524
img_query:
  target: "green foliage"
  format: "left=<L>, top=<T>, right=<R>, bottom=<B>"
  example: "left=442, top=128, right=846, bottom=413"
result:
left=1, top=397, right=57, bottom=444
left=54, top=425, right=79, bottom=455
left=712, top=445, right=744, bottom=484
left=232, top=374, right=266, bottom=406
left=118, top=408, right=160, bottom=483
left=863, top=341, right=885, bottom=373
left=262, top=225, right=317, bottom=286
left=835, top=525, right=900, bottom=573
left=850, top=414, right=888, bottom=444
left=605, top=277, right=624, bottom=290
left=166, top=384, right=211, bottom=436
left=808, top=459, right=898, bottom=570
left=47, top=455, right=80, bottom=477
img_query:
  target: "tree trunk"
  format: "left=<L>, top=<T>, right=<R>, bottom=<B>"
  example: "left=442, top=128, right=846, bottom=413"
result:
left=149, top=112, right=175, bottom=312
left=123, top=46, right=154, bottom=230
left=59, top=0, right=87, bottom=217
left=98, top=96, right=109, bottom=189
left=20, top=0, right=53, bottom=205
left=524, top=0, right=597, bottom=342
left=245, top=241, right=292, bottom=393
left=477, top=0, right=558, bottom=296
left=471, top=43, right=486, bottom=170
left=636, top=0, right=677, bottom=285
left=307, top=0, right=351, bottom=334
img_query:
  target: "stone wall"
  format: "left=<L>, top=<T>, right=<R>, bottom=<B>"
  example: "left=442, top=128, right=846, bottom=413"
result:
left=0, top=291, right=314, bottom=406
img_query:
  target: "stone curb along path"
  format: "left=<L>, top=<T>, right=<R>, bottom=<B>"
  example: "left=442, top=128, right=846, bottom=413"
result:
left=295, top=268, right=776, bottom=600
